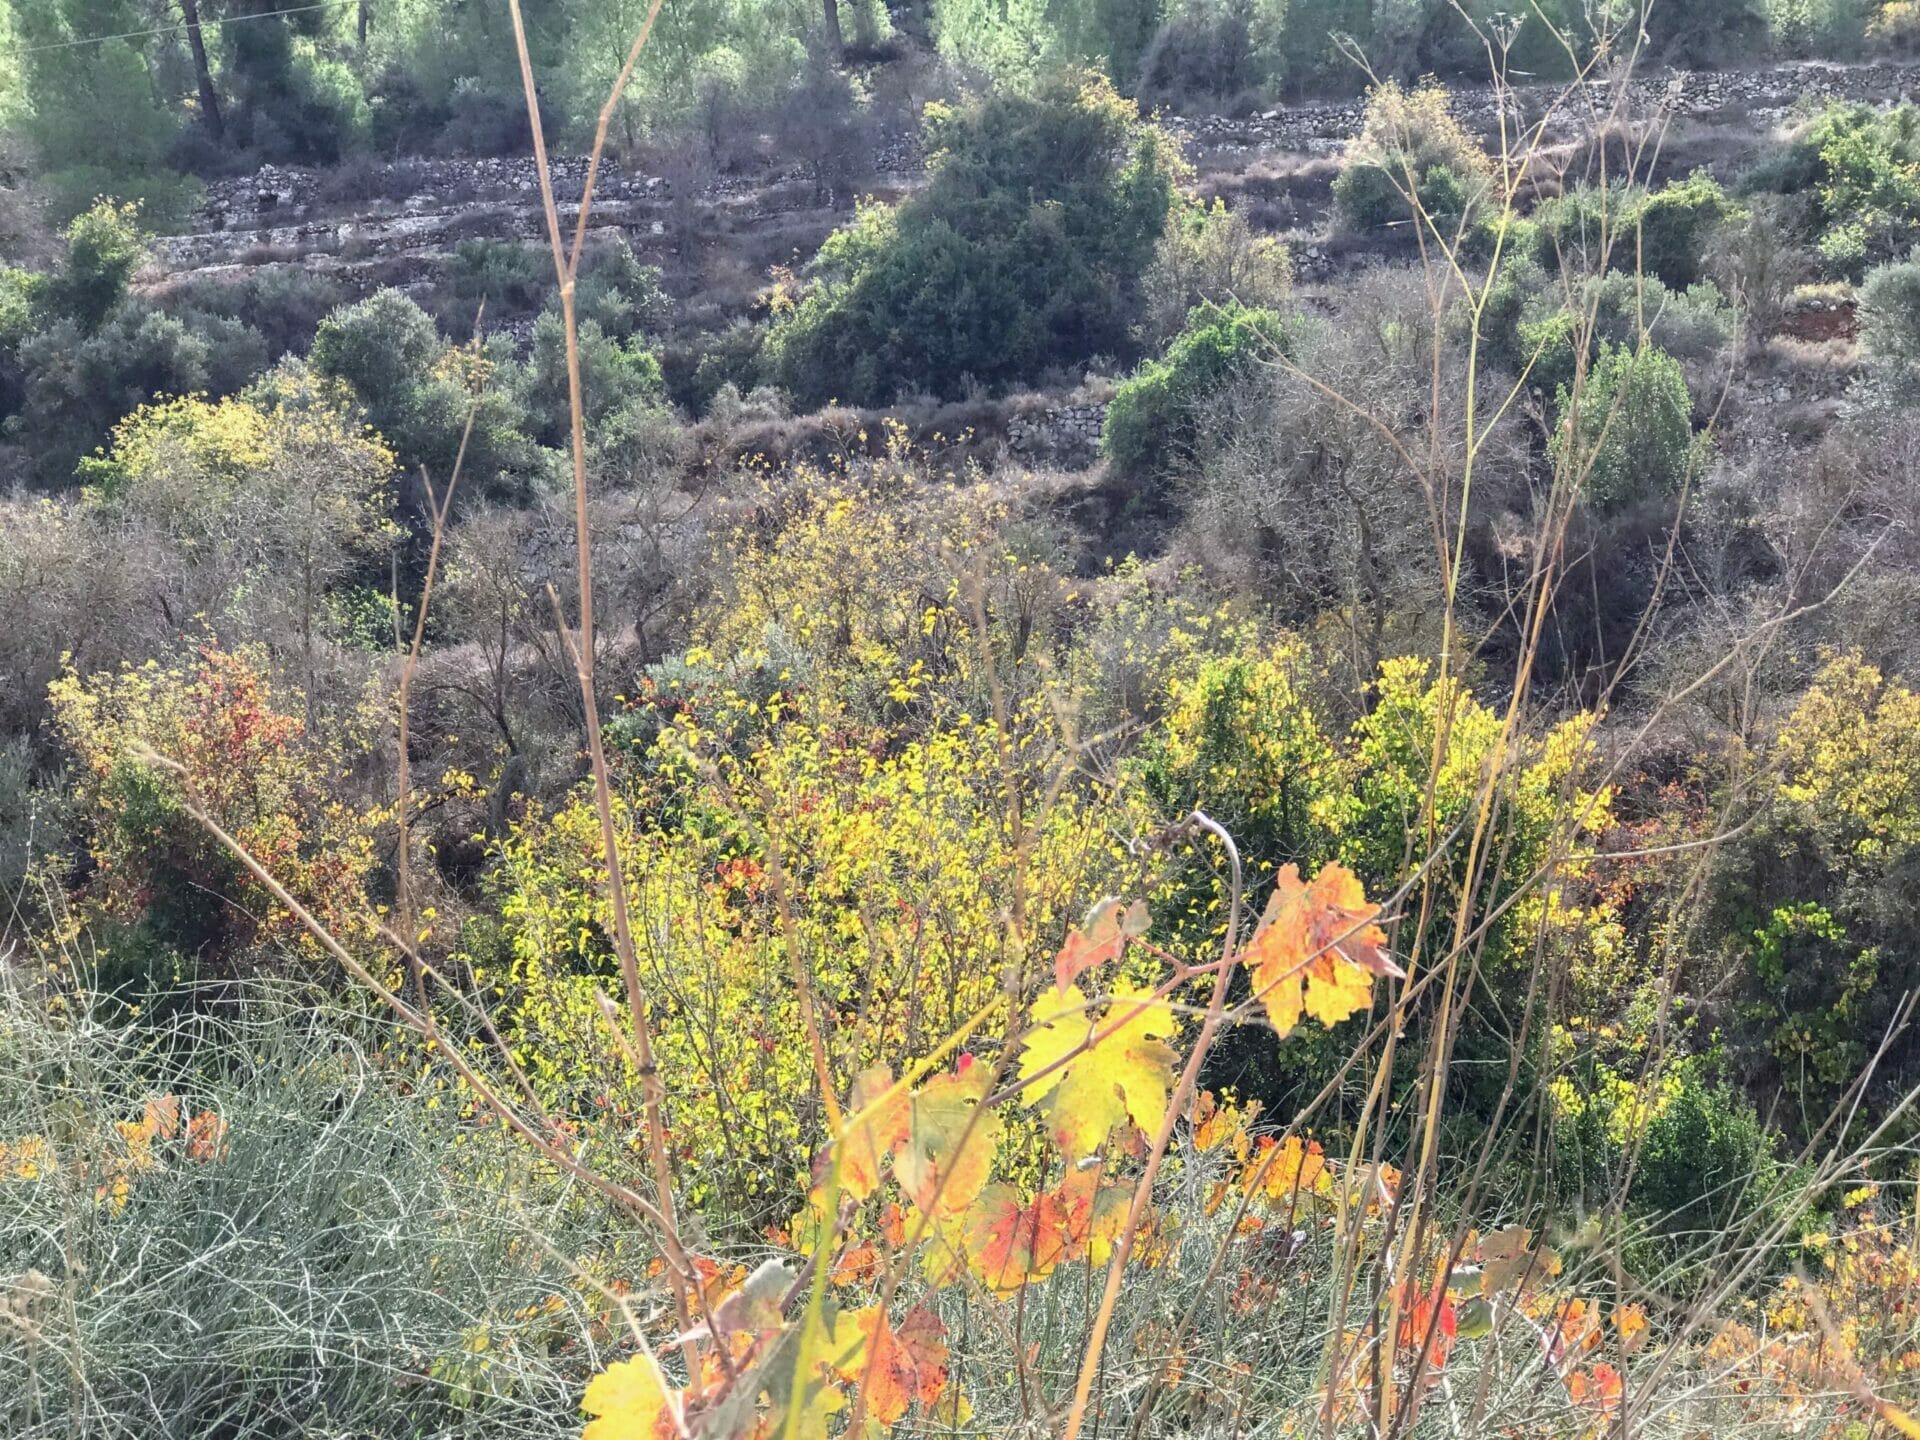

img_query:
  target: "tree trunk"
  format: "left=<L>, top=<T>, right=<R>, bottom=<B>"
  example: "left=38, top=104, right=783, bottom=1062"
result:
left=822, top=0, right=845, bottom=58
left=180, top=0, right=224, bottom=142
left=358, top=0, right=369, bottom=50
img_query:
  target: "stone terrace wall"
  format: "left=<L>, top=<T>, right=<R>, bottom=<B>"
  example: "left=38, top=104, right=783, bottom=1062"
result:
left=1167, top=59, right=1920, bottom=155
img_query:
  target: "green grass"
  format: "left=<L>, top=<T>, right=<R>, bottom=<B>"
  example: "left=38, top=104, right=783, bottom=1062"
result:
left=0, top=983, right=633, bottom=1440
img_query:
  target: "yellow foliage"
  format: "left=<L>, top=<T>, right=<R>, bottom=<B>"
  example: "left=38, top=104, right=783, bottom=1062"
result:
left=579, top=1353, right=678, bottom=1440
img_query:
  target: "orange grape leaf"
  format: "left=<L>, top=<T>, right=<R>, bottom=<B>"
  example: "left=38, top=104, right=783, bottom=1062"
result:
left=1245, top=863, right=1400, bottom=1038
left=1258, top=1134, right=1329, bottom=1207
left=1054, top=897, right=1150, bottom=990
left=964, top=1183, right=1076, bottom=1297
left=895, top=1305, right=950, bottom=1409
left=185, top=1110, right=228, bottom=1162
left=143, top=1094, right=181, bottom=1141
left=581, top=1352, right=680, bottom=1440
left=1614, top=1303, right=1648, bottom=1352
left=1191, top=1091, right=1260, bottom=1154
left=831, top=1241, right=883, bottom=1288
left=894, top=1058, right=1002, bottom=1221
left=1018, top=982, right=1178, bottom=1161
left=1397, top=1281, right=1458, bottom=1372
left=836, top=1303, right=950, bottom=1424
left=1568, top=1362, right=1622, bottom=1412
left=840, top=1063, right=911, bottom=1204
left=1056, top=1164, right=1132, bottom=1266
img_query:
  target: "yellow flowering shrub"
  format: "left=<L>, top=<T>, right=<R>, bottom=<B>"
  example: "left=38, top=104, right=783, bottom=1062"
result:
left=473, top=448, right=1109, bottom=1213
left=481, top=699, right=1116, bottom=1214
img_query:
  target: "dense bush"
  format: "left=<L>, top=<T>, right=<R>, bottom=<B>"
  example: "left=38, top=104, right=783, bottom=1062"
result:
left=1530, top=173, right=1740, bottom=292
left=516, top=312, right=664, bottom=449
left=0, top=204, right=301, bottom=485
left=1550, top=342, right=1699, bottom=512
left=311, top=288, right=538, bottom=499
left=1136, top=0, right=1289, bottom=103
left=48, top=647, right=381, bottom=998
left=1553, top=1054, right=1783, bottom=1245
left=162, top=267, right=346, bottom=363
left=1103, top=301, right=1290, bottom=481
left=764, top=71, right=1179, bottom=406
left=1137, top=643, right=1616, bottom=1123
left=1500, top=269, right=1735, bottom=399
left=77, top=367, right=398, bottom=654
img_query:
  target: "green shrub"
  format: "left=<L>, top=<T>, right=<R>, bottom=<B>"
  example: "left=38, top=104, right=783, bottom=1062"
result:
left=39, top=200, right=147, bottom=332
left=1636, top=171, right=1741, bottom=289
left=1533, top=173, right=1739, bottom=291
left=1489, top=267, right=1733, bottom=396
left=665, top=322, right=768, bottom=417
left=1102, top=301, right=1290, bottom=481
left=1633, top=1063, right=1781, bottom=1234
left=1136, top=0, right=1290, bottom=104
left=1550, top=342, right=1698, bottom=511
left=8, top=309, right=215, bottom=487
left=164, top=267, right=345, bottom=362
left=1530, top=182, right=1636, bottom=274
left=1860, top=252, right=1920, bottom=362
left=312, top=289, right=537, bottom=499
left=764, top=70, right=1179, bottom=406
left=1138, top=198, right=1292, bottom=352
left=1552, top=1054, right=1782, bottom=1241
left=1749, top=101, right=1920, bottom=275
left=517, top=311, right=663, bottom=449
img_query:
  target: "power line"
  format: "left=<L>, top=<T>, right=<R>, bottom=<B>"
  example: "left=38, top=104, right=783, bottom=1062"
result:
left=13, top=0, right=354, bottom=58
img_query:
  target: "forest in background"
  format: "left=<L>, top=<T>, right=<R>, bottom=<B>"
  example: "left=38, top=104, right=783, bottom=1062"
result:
left=4, top=0, right=1920, bottom=1435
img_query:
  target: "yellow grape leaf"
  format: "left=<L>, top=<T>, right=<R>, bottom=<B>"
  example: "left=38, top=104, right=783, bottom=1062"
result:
left=964, top=1182, right=1078, bottom=1297
left=1020, top=982, right=1178, bottom=1161
left=894, top=1057, right=1002, bottom=1221
left=840, top=1063, right=911, bottom=1204
left=1455, top=1295, right=1495, bottom=1340
left=1244, top=863, right=1400, bottom=1038
left=927, top=1383, right=973, bottom=1427
left=580, top=1353, right=679, bottom=1440
left=834, top=1303, right=949, bottom=1424
left=1054, top=897, right=1150, bottom=990
left=916, top=1211, right=972, bottom=1290
left=1017, top=981, right=1093, bottom=1097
